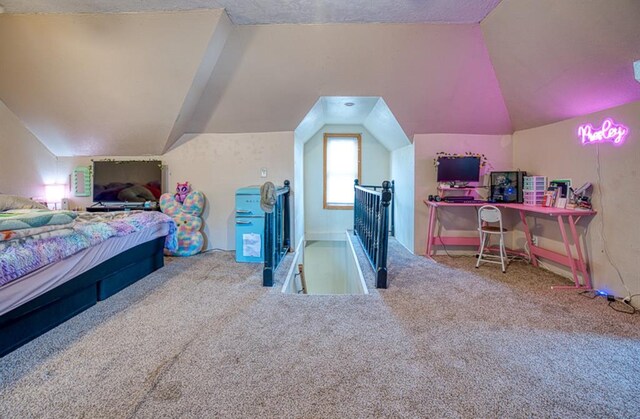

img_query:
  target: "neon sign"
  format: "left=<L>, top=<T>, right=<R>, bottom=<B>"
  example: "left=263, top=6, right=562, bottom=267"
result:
left=578, top=118, right=629, bottom=145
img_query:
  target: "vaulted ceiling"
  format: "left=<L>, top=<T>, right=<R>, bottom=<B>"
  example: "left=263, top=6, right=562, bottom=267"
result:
left=0, top=10, right=230, bottom=156
left=0, top=0, right=501, bottom=24
left=0, top=0, right=639, bottom=156
left=482, top=0, right=640, bottom=131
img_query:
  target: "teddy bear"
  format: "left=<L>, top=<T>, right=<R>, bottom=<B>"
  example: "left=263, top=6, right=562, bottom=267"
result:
left=159, top=186, right=205, bottom=257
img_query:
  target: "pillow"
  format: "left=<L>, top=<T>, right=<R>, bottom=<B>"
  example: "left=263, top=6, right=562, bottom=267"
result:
left=0, top=194, right=49, bottom=212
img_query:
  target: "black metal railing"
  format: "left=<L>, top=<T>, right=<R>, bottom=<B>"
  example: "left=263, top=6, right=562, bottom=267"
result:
left=263, top=180, right=291, bottom=287
left=353, top=179, right=392, bottom=288
left=356, top=180, right=395, bottom=236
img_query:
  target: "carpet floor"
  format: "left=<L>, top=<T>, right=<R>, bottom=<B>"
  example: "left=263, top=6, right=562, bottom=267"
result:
left=1, top=236, right=639, bottom=418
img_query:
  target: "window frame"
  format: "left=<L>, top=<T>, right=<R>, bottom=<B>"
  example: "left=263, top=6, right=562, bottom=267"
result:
left=323, top=133, right=362, bottom=210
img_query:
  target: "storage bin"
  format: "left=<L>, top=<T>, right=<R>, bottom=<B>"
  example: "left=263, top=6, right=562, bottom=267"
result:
left=523, top=176, right=547, bottom=205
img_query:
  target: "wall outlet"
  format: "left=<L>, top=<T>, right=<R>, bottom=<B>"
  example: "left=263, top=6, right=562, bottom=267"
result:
left=531, top=236, right=538, bottom=246
left=260, top=168, right=268, bottom=178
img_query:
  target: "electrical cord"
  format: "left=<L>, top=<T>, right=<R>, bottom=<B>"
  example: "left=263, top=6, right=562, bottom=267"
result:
left=578, top=290, right=637, bottom=314
left=608, top=299, right=636, bottom=315
left=435, top=206, right=524, bottom=263
left=522, top=240, right=533, bottom=265
left=434, top=207, right=485, bottom=259
left=435, top=209, right=469, bottom=258
left=579, top=290, right=598, bottom=299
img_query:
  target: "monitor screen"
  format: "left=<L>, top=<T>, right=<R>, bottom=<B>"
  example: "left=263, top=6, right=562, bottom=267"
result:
left=93, top=160, right=162, bottom=203
left=436, top=157, right=481, bottom=183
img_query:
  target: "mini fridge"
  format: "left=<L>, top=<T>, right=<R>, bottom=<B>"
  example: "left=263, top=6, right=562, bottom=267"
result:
left=235, top=186, right=265, bottom=262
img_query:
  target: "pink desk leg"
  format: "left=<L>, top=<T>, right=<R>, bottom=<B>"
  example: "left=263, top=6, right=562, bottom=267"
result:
left=518, top=210, right=538, bottom=267
left=425, top=205, right=437, bottom=257
left=556, top=215, right=580, bottom=288
left=568, top=215, right=592, bottom=289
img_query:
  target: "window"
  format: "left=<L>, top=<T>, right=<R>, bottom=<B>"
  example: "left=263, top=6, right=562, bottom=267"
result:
left=323, top=133, right=362, bottom=209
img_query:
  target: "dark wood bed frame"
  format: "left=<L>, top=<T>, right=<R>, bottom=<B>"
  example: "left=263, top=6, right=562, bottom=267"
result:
left=0, top=236, right=165, bottom=357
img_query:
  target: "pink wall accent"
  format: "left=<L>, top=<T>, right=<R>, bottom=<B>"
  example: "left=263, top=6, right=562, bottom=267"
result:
left=482, top=0, right=640, bottom=131
left=513, top=100, right=640, bottom=307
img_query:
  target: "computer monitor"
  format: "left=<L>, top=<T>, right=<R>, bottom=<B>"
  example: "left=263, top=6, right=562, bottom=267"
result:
left=436, top=157, right=481, bottom=183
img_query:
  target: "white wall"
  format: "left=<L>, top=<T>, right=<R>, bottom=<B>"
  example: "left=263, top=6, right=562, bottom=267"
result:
left=390, top=144, right=415, bottom=252
left=304, top=125, right=390, bottom=239
left=163, top=132, right=294, bottom=251
left=0, top=100, right=57, bottom=198
left=513, top=100, right=640, bottom=306
left=293, top=133, right=305, bottom=247
left=413, top=133, right=513, bottom=255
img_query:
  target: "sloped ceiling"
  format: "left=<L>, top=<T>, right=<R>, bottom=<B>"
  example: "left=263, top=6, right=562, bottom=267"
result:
left=3, top=2, right=639, bottom=156
left=481, top=0, right=640, bottom=131
left=0, top=0, right=502, bottom=24
left=188, top=23, right=512, bottom=139
left=0, top=10, right=227, bottom=156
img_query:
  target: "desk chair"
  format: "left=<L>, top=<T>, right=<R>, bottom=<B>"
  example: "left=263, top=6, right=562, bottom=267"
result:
left=475, top=205, right=508, bottom=273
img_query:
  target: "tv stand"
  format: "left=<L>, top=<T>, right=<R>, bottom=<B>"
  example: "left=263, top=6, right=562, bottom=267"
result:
left=85, top=203, right=159, bottom=212
left=86, top=205, right=127, bottom=212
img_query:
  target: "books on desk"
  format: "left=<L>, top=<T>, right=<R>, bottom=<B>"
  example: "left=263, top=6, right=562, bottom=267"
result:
left=542, top=180, right=571, bottom=208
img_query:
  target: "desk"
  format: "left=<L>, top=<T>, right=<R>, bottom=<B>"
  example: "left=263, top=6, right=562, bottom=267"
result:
left=424, top=200, right=597, bottom=289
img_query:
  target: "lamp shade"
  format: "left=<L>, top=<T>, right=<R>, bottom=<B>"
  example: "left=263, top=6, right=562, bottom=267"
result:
left=44, top=184, right=66, bottom=206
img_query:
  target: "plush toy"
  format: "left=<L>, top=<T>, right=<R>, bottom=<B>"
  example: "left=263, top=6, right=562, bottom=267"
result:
left=174, top=181, right=191, bottom=204
left=159, top=189, right=205, bottom=256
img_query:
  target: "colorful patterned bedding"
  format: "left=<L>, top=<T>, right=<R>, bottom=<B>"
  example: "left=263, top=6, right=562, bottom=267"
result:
left=0, top=209, right=77, bottom=231
left=0, top=223, right=76, bottom=242
left=0, top=211, right=176, bottom=286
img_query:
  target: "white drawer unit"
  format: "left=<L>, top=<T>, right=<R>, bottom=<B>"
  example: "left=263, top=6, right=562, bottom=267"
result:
left=523, top=176, right=547, bottom=205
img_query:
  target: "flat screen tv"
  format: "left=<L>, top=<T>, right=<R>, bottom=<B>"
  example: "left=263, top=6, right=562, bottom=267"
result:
left=93, top=160, right=162, bottom=203
left=436, top=156, right=481, bottom=183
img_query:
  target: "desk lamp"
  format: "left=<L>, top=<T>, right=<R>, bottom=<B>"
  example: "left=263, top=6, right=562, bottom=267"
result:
left=44, top=184, right=66, bottom=210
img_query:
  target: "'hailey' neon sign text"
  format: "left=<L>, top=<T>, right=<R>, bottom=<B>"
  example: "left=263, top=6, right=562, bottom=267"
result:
left=578, top=118, right=629, bottom=145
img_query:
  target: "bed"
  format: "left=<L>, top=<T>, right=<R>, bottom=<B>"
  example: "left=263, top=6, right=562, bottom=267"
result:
left=0, top=197, right=176, bottom=357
